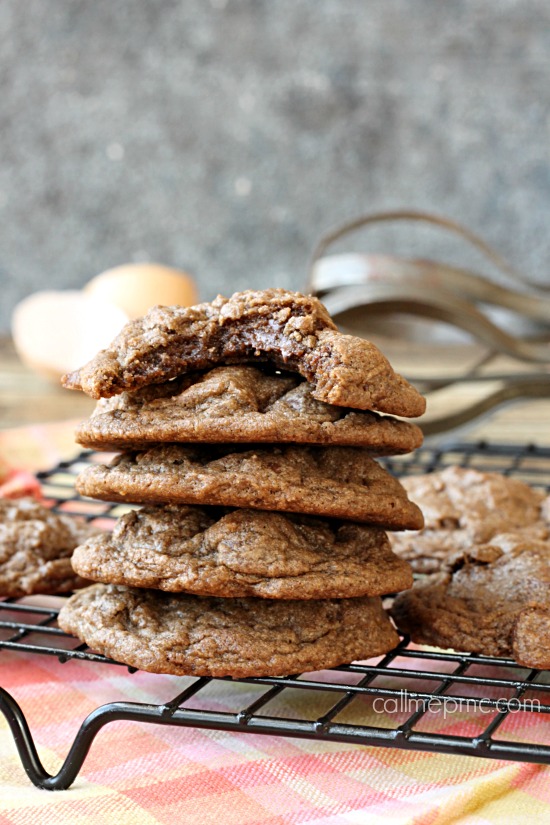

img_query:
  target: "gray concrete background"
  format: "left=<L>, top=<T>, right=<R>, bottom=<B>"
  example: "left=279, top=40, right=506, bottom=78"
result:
left=1, top=0, right=549, bottom=332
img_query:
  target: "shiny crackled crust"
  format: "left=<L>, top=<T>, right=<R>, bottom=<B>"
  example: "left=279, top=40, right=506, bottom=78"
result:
left=75, top=366, right=424, bottom=453
left=391, top=536, right=550, bottom=669
left=389, top=466, right=549, bottom=573
left=62, top=289, right=426, bottom=418
left=75, top=444, right=424, bottom=529
left=58, top=583, right=399, bottom=677
left=71, top=504, right=413, bottom=599
left=0, top=498, right=96, bottom=597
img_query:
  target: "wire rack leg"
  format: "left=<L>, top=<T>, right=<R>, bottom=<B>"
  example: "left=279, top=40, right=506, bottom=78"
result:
left=0, top=687, right=152, bottom=790
left=0, top=685, right=235, bottom=790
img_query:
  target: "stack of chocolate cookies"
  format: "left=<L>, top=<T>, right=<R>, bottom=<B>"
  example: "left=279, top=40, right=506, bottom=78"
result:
left=58, top=289, right=426, bottom=678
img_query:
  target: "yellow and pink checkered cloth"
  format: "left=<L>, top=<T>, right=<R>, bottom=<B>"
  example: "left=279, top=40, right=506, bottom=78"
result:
left=0, top=421, right=549, bottom=824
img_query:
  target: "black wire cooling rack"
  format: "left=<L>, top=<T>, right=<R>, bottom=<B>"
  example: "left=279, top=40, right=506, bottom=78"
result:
left=1, top=441, right=549, bottom=790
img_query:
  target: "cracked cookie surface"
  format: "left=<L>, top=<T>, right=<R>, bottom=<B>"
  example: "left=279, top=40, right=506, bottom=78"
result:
left=71, top=504, right=413, bottom=599
left=75, top=444, right=424, bottom=528
left=62, top=289, right=426, bottom=418
left=0, top=497, right=96, bottom=597
left=389, top=466, right=549, bottom=573
left=390, top=534, right=550, bottom=669
left=58, top=583, right=400, bottom=677
left=75, top=366, right=423, bottom=453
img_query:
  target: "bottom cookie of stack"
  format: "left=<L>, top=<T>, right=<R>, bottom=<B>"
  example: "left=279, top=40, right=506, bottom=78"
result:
left=58, top=583, right=399, bottom=678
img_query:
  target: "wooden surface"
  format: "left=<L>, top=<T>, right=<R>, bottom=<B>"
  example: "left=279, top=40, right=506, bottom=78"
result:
left=0, top=337, right=95, bottom=429
left=0, top=335, right=549, bottom=446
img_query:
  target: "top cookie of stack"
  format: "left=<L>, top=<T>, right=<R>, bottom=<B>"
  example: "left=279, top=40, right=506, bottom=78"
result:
left=58, top=289, right=425, bottom=677
left=66, top=287, right=425, bottom=452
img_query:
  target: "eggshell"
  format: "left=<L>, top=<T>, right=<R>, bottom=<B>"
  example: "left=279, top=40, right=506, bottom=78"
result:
left=12, top=290, right=129, bottom=382
left=84, top=263, right=198, bottom=319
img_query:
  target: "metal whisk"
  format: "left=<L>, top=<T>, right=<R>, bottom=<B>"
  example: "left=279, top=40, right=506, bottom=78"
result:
left=307, top=211, right=550, bottom=436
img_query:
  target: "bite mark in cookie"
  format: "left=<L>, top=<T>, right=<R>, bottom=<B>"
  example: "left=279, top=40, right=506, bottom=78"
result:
left=62, top=289, right=426, bottom=418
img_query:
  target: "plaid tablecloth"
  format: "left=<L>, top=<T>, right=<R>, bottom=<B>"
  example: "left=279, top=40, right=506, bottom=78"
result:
left=0, top=421, right=548, bottom=824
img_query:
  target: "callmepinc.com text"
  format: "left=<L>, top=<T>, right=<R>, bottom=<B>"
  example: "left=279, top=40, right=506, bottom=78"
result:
left=372, top=691, right=541, bottom=719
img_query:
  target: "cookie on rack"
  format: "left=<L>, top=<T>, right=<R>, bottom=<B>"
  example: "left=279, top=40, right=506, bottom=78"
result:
left=0, top=497, right=96, bottom=597
left=74, top=365, right=423, bottom=454
left=75, top=444, right=424, bottom=529
left=58, top=583, right=400, bottom=677
left=390, top=533, right=550, bottom=669
left=62, top=288, right=426, bottom=418
left=389, top=466, right=549, bottom=573
left=71, top=504, right=413, bottom=599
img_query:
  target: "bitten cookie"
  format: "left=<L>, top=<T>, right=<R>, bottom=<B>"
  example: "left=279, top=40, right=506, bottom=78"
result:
left=75, top=366, right=423, bottom=454
left=71, top=504, right=413, bottom=599
left=58, top=583, right=400, bottom=677
left=0, top=497, right=96, bottom=597
left=389, top=466, right=549, bottom=573
left=75, top=444, right=424, bottom=529
left=390, top=533, right=550, bottom=669
left=62, top=289, right=426, bottom=418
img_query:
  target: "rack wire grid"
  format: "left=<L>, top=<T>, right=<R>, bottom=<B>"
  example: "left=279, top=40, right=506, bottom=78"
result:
left=1, top=441, right=549, bottom=790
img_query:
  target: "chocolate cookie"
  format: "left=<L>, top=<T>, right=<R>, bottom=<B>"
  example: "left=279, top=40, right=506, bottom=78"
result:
left=75, top=444, right=424, bottom=528
left=390, top=534, right=550, bottom=669
left=389, top=466, right=548, bottom=573
left=62, top=289, right=426, bottom=418
left=71, top=504, right=413, bottom=599
left=0, top=497, right=96, bottom=597
left=75, top=366, right=423, bottom=454
left=58, top=583, right=400, bottom=677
